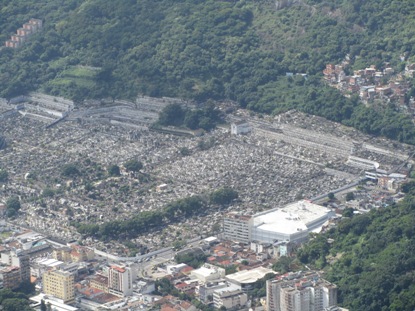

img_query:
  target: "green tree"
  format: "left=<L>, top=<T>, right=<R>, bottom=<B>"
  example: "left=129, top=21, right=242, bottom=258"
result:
left=272, top=256, right=293, bottom=273
left=6, top=196, right=21, bottom=211
left=328, top=192, right=335, bottom=200
left=2, top=298, right=33, bottom=311
left=175, top=251, right=207, bottom=268
left=0, top=169, right=8, bottom=182
left=179, top=147, right=191, bottom=156
left=42, top=188, right=55, bottom=197
left=158, top=103, right=186, bottom=126
left=6, top=209, right=17, bottom=218
left=0, top=136, right=6, bottom=150
left=211, top=222, right=222, bottom=234
left=345, top=192, right=355, bottom=201
left=123, top=159, right=143, bottom=172
left=225, top=265, right=237, bottom=275
left=40, top=299, right=47, bottom=311
left=108, top=164, right=121, bottom=176
left=342, top=207, right=354, bottom=218
left=61, top=163, right=81, bottom=177
left=210, top=187, right=238, bottom=205
left=401, top=180, right=415, bottom=193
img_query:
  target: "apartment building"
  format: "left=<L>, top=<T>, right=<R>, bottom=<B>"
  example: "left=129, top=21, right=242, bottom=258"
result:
left=0, top=250, right=30, bottom=283
left=267, top=272, right=338, bottom=311
left=0, top=266, right=21, bottom=290
left=43, top=270, right=75, bottom=304
left=108, top=265, right=133, bottom=297
left=89, top=274, right=109, bottom=293
left=223, top=212, right=253, bottom=244
left=5, top=18, right=43, bottom=49
left=213, top=284, right=248, bottom=310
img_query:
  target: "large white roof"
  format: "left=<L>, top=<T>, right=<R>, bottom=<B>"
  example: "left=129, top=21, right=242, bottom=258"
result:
left=204, top=236, right=218, bottom=242
left=226, top=267, right=274, bottom=284
left=30, top=294, right=78, bottom=311
left=253, top=200, right=331, bottom=235
left=38, top=258, right=64, bottom=267
left=193, top=266, right=217, bottom=277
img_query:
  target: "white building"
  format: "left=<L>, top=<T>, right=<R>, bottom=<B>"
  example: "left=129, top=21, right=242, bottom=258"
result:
left=252, top=200, right=334, bottom=244
left=231, top=120, right=251, bottom=135
left=223, top=201, right=333, bottom=245
left=226, top=267, right=275, bottom=292
left=30, top=293, right=79, bottom=311
left=190, top=264, right=226, bottom=284
left=346, top=156, right=379, bottom=170
left=31, top=258, right=64, bottom=278
left=166, top=263, right=189, bottom=275
left=108, top=265, right=133, bottom=297
left=213, top=283, right=248, bottom=310
left=267, top=272, right=338, bottom=311
left=223, top=213, right=253, bottom=244
left=0, top=250, right=30, bottom=282
left=197, top=281, right=229, bottom=303
left=134, top=280, right=155, bottom=294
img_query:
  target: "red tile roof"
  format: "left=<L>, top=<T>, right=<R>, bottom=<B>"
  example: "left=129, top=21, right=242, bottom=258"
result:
left=110, top=265, right=126, bottom=273
left=180, top=266, right=194, bottom=274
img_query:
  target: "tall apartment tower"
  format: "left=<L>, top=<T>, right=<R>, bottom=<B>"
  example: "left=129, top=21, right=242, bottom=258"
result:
left=223, top=212, right=253, bottom=244
left=0, top=266, right=21, bottom=290
left=12, top=252, right=30, bottom=283
left=267, top=272, right=338, bottom=311
left=108, top=265, right=133, bottom=297
left=42, top=270, right=75, bottom=304
left=0, top=250, right=30, bottom=283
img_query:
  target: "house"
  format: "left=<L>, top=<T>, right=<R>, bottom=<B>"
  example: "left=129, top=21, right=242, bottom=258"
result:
left=231, top=120, right=251, bottom=135
left=89, top=274, right=109, bottom=293
left=213, top=283, right=248, bottom=310
left=174, top=280, right=198, bottom=294
left=5, top=18, right=43, bottom=49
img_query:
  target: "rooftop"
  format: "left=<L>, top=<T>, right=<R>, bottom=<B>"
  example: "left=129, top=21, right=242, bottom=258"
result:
left=204, top=236, right=218, bottom=242
left=0, top=266, right=20, bottom=273
left=90, top=274, right=108, bottom=284
left=214, top=283, right=241, bottom=295
left=253, top=200, right=332, bottom=235
left=37, top=258, right=64, bottom=267
left=226, top=266, right=274, bottom=284
left=110, top=265, right=126, bottom=273
left=193, top=266, right=217, bottom=277
left=30, top=294, right=78, bottom=311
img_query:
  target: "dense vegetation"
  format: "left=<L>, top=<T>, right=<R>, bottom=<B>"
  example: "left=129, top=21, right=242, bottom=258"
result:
left=76, top=186, right=238, bottom=240
left=2, top=1, right=415, bottom=142
left=155, top=278, right=215, bottom=311
left=297, top=184, right=415, bottom=310
left=5, top=196, right=21, bottom=218
left=0, top=136, right=7, bottom=150
left=175, top=250, right=207, bottom=269
left=209, top=187, right=239, bottom=206
left=155, top=272, right=274, bottom=310
left=157, top=102, right=223, bottom=131
left=0, top=168, right=8, bottom=183
left=123, top=159, right=143, bottom=172
left=0, top=288, right=34, bottom=311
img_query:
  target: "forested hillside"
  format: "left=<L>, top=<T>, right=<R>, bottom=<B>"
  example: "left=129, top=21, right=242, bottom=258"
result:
left=1, top=0, right=415, bottom=141
left=298, top=185, right=415, bottom=310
